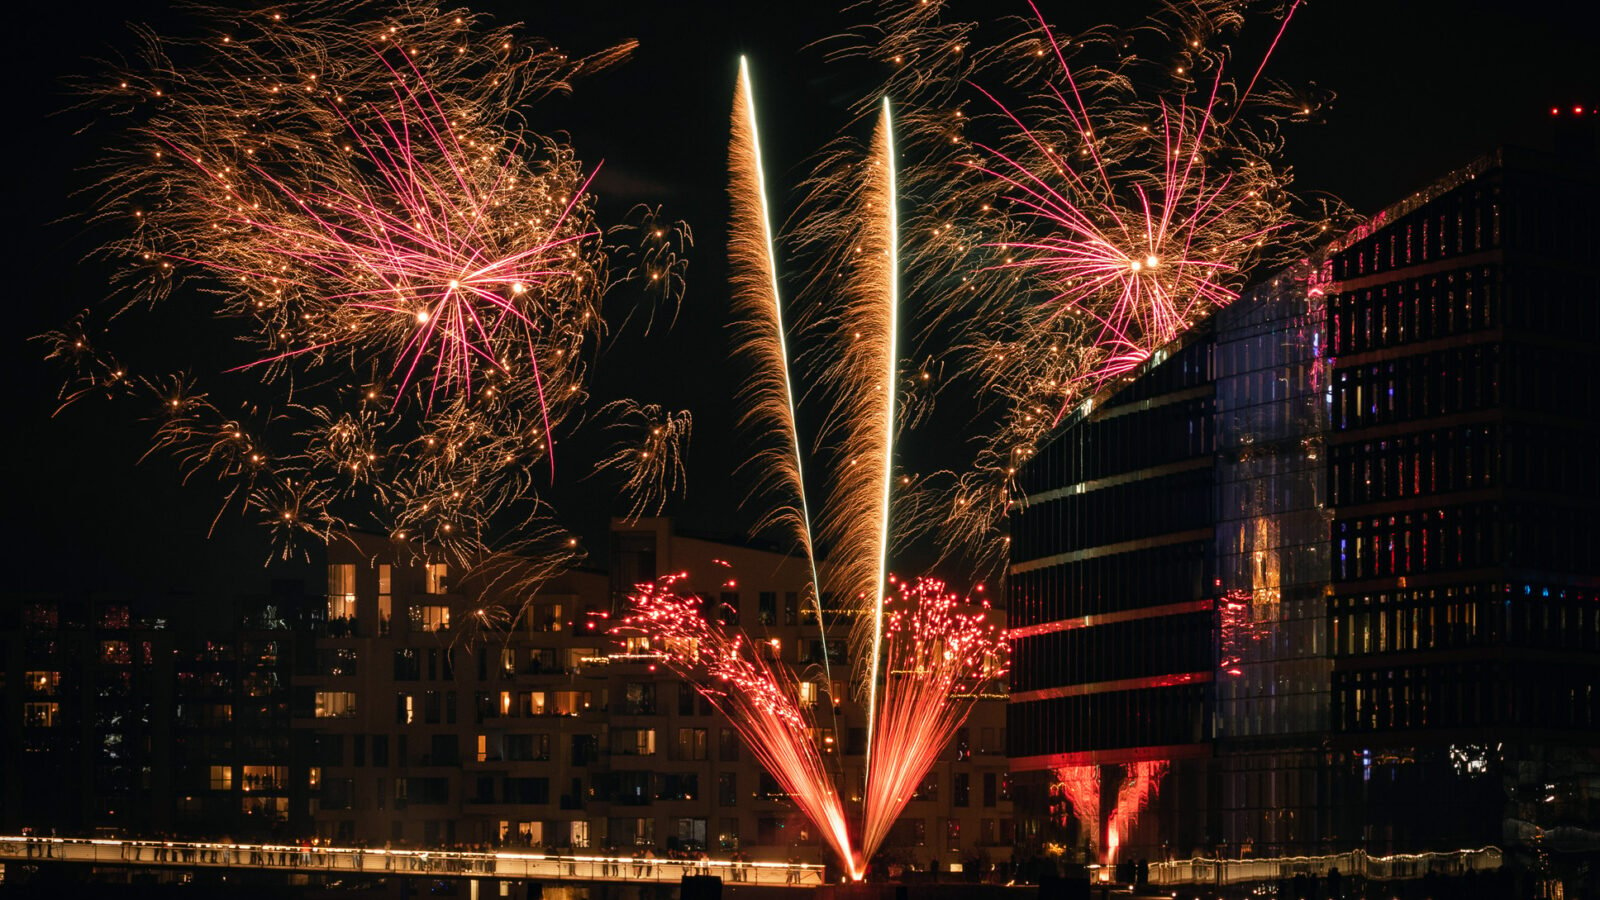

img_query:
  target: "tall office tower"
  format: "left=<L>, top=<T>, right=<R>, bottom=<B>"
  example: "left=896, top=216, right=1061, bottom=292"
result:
left=1324, top=149, right=1599, bottom=854
left=1007, top=326, right=1218, bottom=863
left=1008, top=148, right=1599, bottom=873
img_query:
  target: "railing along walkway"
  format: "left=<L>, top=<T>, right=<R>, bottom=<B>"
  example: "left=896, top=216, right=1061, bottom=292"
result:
left=0, top=836, right=824, bottom=888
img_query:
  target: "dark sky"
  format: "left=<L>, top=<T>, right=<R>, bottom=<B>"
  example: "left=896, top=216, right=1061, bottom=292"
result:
left=7, top=0, right=1595, bottom=598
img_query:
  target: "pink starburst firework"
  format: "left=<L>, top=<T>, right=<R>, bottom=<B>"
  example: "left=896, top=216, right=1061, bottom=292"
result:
left=46, top=3, right=686, bottom=567
left=831, top=0, right=1342, bottom=573
left=153, top=33, right=603, bottom=422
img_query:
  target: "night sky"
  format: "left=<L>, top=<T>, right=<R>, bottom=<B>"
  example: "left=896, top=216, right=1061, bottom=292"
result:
left=8, top=0, right=1595, bottom=599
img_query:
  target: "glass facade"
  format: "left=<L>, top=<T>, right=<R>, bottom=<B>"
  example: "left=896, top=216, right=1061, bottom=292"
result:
left=1009, top=148, right=1600, bottom=877
left=1007, top=330, right=1218, bottom=863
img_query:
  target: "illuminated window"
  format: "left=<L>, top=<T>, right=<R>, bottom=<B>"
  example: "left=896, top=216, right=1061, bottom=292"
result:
left=241, top=765, right=287, bottom=792
left=501, top=648, right=516, bottom=677
left=397, top=692, right=416, bottom=725
left=327, top=564, right=357, bottom=621
left=516, top=821, right=544, bottom=845
left=308, top=767, right=322, bottom=790
left=539, top=603, right=564, bottom=632
left=798, top=681, right=818, bottom=708
left=25, top=671, right=59, bottom=694
left=623, top=635, right=654, bottom=654
left=476, top=734, right=488, bottom=763
left=209, top=765, right=233, bottom=790
left=569, top=820, right=590, bottom=849
left=424, top=563, right=449, bottom=594
left=617, top=728, right=656, bottom=756
left=412, top=605, right=450, bottom=632
left=23, top=702, right=59, bottom=727
left=551, top=690, right=588, bottom=715
left=378, top=565, right=393, bottom=636
left=100, top=641, right=131, bottom=665
left=314, top=691, right=357, bottom=718
left=677, top=727, right=708, bottom=761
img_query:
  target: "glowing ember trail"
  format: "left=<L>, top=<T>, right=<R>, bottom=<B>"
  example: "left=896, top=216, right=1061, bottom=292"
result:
left=727, top=57, right=830, bottom=668
left=808, top=98, right=903, bottom=766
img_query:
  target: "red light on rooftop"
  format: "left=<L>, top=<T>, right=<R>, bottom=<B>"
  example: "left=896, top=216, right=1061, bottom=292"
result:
left=1577, top=106, right=1587, bottom=115
left=1552, top=107, right=1561, bottom=115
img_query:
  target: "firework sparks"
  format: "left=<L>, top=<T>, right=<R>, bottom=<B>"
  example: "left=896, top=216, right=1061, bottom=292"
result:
left=859, top=577, right=1008, bottom=866
left=727, top=57, right=828, bottom=627
left=804, top=99, right=902, bottom=746
left=835, top=0, right=1342, bottom=574
left=47, top=2, right=686, bottom=570
left=592, top=400, right=692, bottom=522
left=616, top=575, right=854, bottom=871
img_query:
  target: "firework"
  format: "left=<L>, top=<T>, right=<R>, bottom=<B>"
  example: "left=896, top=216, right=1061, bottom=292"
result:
left=834, top=0, right=1342, bottom=573
left=616, top=576, right=854, bottom=871
left=801, top=99, right=902, bottom=746
left=859, top=577, right=1008, bottom=867
left=609, top=64, right=1012, bottom=880
left=46, top=2, right=685, bottom=576
left=592, top=400, right=692, bottom=522
left=727, top=57, right=828, bottom=626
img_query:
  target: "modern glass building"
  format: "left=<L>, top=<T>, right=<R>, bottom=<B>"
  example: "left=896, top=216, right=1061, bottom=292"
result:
left=1007, top=147, right=1599, bottom=881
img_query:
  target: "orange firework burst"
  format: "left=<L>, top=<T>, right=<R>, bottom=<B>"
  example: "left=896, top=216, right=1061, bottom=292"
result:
left=833, top=0, right=1346, bottom=574
left=46, top=2, right=686, bottom=567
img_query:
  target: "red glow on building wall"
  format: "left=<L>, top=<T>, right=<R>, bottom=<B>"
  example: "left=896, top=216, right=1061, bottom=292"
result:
left=1051, top=760, right=1172, bottom=865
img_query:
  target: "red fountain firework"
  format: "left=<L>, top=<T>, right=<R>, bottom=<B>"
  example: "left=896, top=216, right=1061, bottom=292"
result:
left=858, top=577, right=1009, bottom=869
left=615, top=575, right=855, bottom=871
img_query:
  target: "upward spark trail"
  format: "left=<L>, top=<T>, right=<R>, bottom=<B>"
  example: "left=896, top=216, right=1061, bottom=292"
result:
left=728, top=57, right=834, bottom=697
left=864, top=96, right=900, bottom=779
